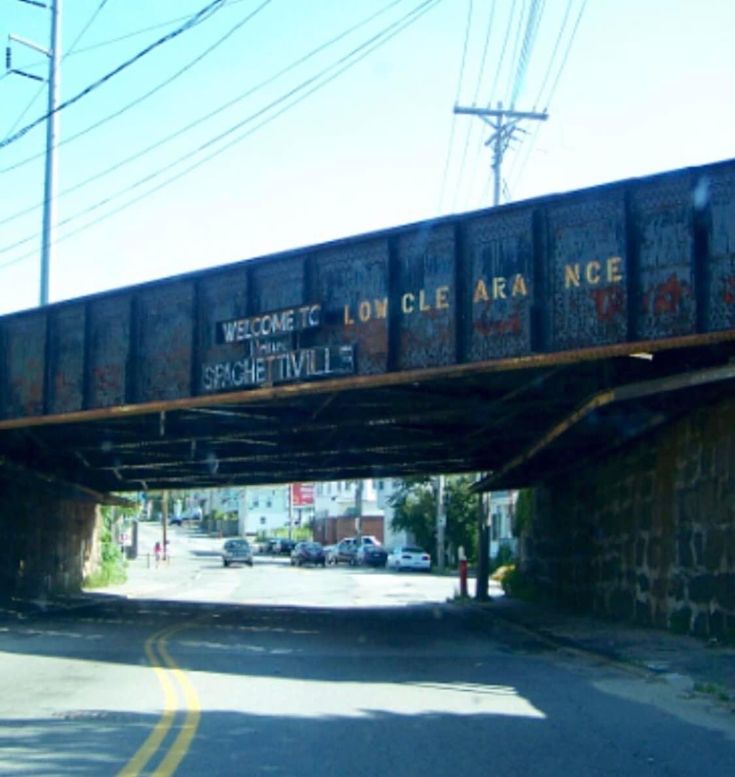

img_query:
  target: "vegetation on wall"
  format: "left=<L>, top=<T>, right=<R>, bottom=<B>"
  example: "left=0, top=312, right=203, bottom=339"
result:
left=513, top=488, right=535, bottom=536
left=84, top=505, right=128, bottom=588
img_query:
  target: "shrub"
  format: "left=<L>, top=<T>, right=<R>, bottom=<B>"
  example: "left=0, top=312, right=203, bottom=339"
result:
left=84, top=507, right=127, bottom=588
left=500, top=566, right=537, bottom=601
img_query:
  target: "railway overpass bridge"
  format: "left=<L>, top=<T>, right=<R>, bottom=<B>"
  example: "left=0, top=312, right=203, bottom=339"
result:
left=2, top=158, right=735, bottom=634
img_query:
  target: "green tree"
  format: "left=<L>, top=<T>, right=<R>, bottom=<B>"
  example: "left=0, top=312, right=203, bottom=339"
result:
left=389, top=475, right=480, bottom=565
left=389, top=476, right=435, bottom=552
left=444, top=475, right=479, bottom=562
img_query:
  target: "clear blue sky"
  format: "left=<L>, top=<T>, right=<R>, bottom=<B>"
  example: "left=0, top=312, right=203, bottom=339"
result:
left=0, top=0, right=734, bottom=315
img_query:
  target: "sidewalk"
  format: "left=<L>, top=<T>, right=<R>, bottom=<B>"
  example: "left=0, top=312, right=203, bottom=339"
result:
left=475, top=595, right=735, bottom=712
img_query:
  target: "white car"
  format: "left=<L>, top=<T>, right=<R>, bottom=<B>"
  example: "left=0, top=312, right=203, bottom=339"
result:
left=387, top=545, right=431, bottom=572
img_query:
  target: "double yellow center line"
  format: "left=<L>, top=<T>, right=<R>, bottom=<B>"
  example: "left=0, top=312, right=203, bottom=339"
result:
left=117, top=623, right=202, bottom=777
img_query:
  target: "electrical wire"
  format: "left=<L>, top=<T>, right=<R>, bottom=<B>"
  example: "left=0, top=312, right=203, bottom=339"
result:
left=436, top=0, right=474, bottom=213
left=455, top=0, right=497, bottom=210
left=0, top=0, right=405, bottom=226
left=504, top=0, right=574, bottom=186
left=509, top=0, right=545, bottom=108
left=2, top=0, right=112, bottom=141
left=67, top=0, right=254, bottom=56
left=508, top=0, right=588, bottom=195
left=0, top=0, right=397, bottom=177
left=0, top=0, right=443, bottom=267
left=503, top=0, right=527, bottom=106
left=67, top=0, right=111, bottom=54
left=455, top=0, right=496, bottom=211
left=0, top=0, right=227, bottom=151
left=488, top=0, right=517, bottom=105
left=471, top=0, right=496, bottom=106
left=531, top=0, right=573, bottom=110
left=540, top=0, right=587, bottom=109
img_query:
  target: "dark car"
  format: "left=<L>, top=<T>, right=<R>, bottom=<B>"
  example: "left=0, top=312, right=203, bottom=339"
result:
left=356, top=543, right=388, bottom=568
left=275, top=538, right=297, bottom=555
left=222, top=538, right=254, bottom=567
left=290, top=541, right=326, bottom=567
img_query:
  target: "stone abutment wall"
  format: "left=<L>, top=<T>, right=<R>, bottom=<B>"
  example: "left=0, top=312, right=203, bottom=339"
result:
left=0, top=470, right=99, bottom=599
left=522, top=396, right=735, bottom=637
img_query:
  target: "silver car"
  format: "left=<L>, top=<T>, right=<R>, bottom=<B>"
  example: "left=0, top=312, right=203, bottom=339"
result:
left=222, top=539, right=254, bottom=567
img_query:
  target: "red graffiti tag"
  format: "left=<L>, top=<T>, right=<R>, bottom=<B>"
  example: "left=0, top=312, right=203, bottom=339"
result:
left=722, top=276, right=735, bottom=305
left=590, top=286, right=624, bottom=322
left=651, top=275, right=686, bottom=314
left=473, top=308, right=522, bottom=336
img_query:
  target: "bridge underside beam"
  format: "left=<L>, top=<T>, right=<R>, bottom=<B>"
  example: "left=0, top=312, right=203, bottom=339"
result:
left=0, top=338, right=734, bottom=492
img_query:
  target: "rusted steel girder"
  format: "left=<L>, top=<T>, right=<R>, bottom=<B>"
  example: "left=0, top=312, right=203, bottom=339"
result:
left=0, top=158, right=734, bottom=426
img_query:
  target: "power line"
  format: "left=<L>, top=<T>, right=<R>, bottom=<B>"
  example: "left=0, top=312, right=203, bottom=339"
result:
left=437, top=0, right=474, bottom=213
left=507, top=0, right=588, bottom=195
left=504, top=0, right=574, bottom=186
left=0, top=0, right=443, bottom=268
left=0, top=0, right=397, bottom=177
left=488, top=0, right=517, bottom=105
left=503, top=0, right=527, bottom=106
left=0, top=0, right=405, bottom=225
left=66, top=0, right=110, bottom=54
left=541, top=0, right=587, bottom=109
left=532, top=0, right=573, bottom=110
left=67, top=0, right=254, bottom=56
left=3, top=0, right=111, bottom=141
left=454, top=0, right=497, bottom=211
left=471, top=0, right=496, bottom=105
left=0, top=0, right=227, bottom=151
left=509, top=0, right=545, bottom=108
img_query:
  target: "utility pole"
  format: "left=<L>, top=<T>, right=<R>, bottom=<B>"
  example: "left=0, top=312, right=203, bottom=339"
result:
left=6, top=0, right=62, bottom=305
left=354, top=480, right=363, bottom=537
left=454, top=101, right=547, bottom=206
left=475, top=488, right=490, bottom=601
left=435, top=475, right=446, bottom=572
left=161, top=489, right=169, bottom=561
left=288, top=484, right=293, bottom=540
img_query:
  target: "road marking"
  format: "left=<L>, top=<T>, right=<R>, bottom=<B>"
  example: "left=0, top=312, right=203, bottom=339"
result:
left=155, top=635, right=202, bottom=777
left=116, top=623, right=202, bottom=777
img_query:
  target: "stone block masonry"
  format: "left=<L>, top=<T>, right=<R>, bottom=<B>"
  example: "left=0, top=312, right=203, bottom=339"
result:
left=0, top=468, right=99, bottom=599
left=523, top=396, right=735, bottom=638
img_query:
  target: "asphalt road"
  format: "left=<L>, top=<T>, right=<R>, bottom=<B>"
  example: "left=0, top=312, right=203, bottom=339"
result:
left=0, top=524, right=733, bottom=776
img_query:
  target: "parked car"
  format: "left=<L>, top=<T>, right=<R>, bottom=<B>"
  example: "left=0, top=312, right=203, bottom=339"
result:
left=327, top=536, right=385, bottom=566
left=356, top=542, right=388, bottom=567
left=222, top=538, right=254, bottom=567
left=327, top=538, right=358, bottom=565
left=290, top=541, right=326, bottom=567
left=274, top=538, right=297, bottom=555
left=387, top=545, right=431, bottom=571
